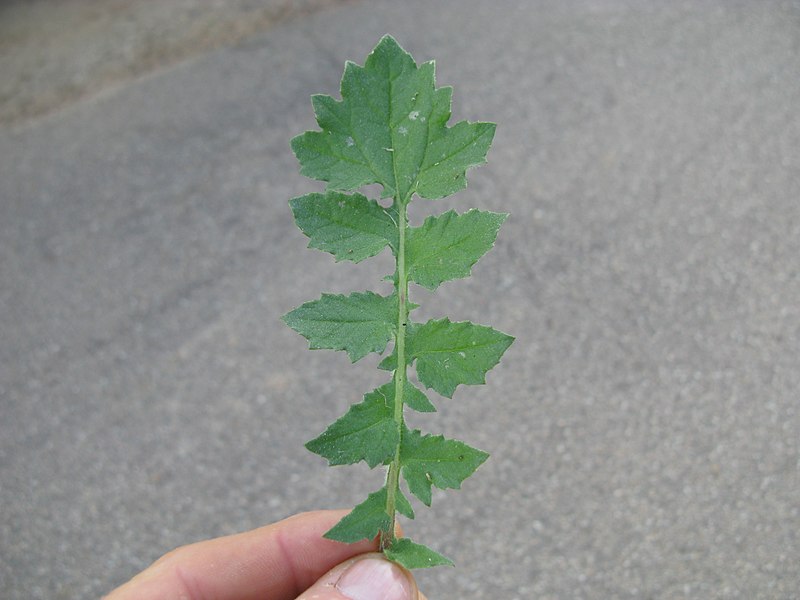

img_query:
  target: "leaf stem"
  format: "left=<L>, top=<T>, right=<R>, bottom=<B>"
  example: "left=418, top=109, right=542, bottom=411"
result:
left=382, top=195, right=410, bottom=551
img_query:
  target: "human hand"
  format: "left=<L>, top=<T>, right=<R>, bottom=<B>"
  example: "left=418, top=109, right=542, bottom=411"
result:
left=103, top=510, right=426, bottom=600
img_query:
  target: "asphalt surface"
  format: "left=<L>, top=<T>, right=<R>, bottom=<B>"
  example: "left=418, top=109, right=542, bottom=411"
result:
left=2, top=1, right=799, bottom=598
left=0, top=0, right=351, bottom=125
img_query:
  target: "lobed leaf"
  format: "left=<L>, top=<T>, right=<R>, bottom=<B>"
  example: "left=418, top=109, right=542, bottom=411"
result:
left=377, top=347, right=398, bottom=372
left=385, top=538, right=453, bottom=569
left=395, top=487, right=415, bottom=520
left=291, top=35, right=494, bottom=201
left=411, top=318, right=513, bottom=397
left=289, top=191, right=397, bottom=262
left=403, top=380, right=436, bottom=413
left=415, top=120, right=496, bottom=200
left=381, top=319, right=514, bottom=397
left=282, top=291, right=396, bottom=362
left=305, top=385, right=397, bottom=468
left=407, top=209, right=508, bottom=290
left=400, top=428, right=489, bottom=506
left=324, top=487, right=391, bottom=543
left=287, top=35, right=512, bottom=569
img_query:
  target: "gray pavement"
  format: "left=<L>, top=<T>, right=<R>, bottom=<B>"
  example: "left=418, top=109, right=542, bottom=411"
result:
left=0, top=0, right=350, bottom=125
left=2, top=1, right=799, bottom=598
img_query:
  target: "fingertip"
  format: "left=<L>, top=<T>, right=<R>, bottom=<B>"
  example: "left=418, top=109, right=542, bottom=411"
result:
left=296, top=554, right=421, bottom=600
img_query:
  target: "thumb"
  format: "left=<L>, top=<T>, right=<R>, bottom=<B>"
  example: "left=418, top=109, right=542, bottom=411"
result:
left=295, top=553, right=426, bottom=600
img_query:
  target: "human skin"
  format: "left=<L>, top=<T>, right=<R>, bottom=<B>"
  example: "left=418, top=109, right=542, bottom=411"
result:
left=104, top=509, right=426, bottom=600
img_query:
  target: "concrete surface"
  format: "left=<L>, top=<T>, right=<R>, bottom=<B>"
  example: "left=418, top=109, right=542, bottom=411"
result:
left=1, top=1, right=799, bottom=598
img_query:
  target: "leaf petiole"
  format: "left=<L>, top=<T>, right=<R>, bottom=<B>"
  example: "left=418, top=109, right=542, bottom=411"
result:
left=383, top=193, right=410, bottom=550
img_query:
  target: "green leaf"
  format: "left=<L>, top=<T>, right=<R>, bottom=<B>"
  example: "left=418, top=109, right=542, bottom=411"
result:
left=324, top=487, right=391, bottom=543
left=400, top=428, right=489, bottom=506
left=416, top=119, right=496, bottom=200
left=409, top=319, right=514, bottom=398
left=291, top=35, right=494, bottom=201
left=407, top=209, right=508, bottom=290
left=385, top=538, right=453, bottom=569
left=289, top=191, right=397, bottom=262
left=395, top=487, right=415, bottom=520
left=404, top=381, right=436, bottom=412
left=282, top=291, right=396, bottom=362
left=306, top=380, right=431, bottom=472
left=305, top=386, right=397, bottom=468
left=377, top=345, right=398, bottom=371
left=288, top=36, right=512, bottom=570
left=380, top=320, right=513, bottom=397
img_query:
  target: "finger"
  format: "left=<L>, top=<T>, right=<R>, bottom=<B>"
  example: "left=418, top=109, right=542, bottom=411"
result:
left=104, top=510, right=380, bottom=600
left=295, top=553, right=423, bottom=600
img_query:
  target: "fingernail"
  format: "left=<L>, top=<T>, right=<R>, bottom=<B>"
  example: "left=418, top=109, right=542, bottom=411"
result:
left=335, top=557, right=414, bottom=600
